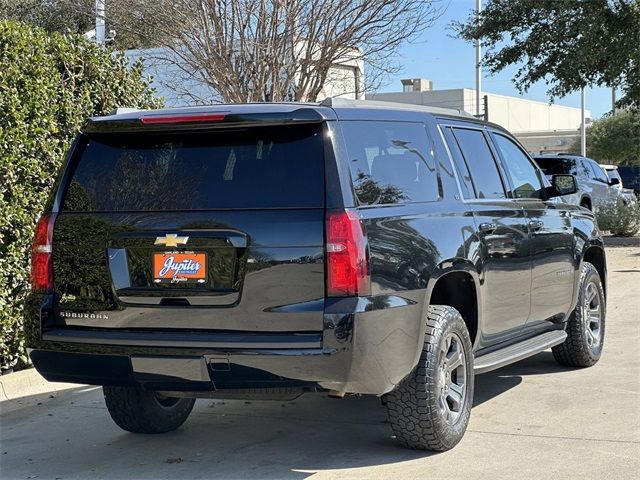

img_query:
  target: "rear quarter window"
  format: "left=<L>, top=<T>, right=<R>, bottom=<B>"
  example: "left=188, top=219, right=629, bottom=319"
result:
left=340, top=121, right=439, bottom=206
left=62, top=124, right=324, bottom=211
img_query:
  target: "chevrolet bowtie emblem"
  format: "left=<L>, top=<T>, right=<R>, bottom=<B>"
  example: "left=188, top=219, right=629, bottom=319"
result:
left=154, top=233, right=189, bottom=247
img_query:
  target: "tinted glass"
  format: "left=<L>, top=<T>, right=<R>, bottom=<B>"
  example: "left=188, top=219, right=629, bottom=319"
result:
left=533, top=157, right=578, bottom=176
left=63, top=125, right=324, bottom=211
left=341, top=121, right=439, bottom=205
left=578, top=160, right=594, bottom=179
left=442, top=127, right=474, bottom=199
left=494, top=134, right=543, bottom=199
left=618, top=166, right=640, bottom=189
left=451, top=128, right=506, bottom=199
left=588, top=161, right=609, bottom=183
left=605, top=168, right=621, bottom=182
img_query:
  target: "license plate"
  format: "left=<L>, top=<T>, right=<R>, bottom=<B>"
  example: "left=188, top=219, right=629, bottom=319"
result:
left=153, top=251, right=207, bottom=284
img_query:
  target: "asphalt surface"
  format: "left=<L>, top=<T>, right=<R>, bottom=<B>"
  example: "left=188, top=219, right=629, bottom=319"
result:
left=1, top=247, right=638, bottom=479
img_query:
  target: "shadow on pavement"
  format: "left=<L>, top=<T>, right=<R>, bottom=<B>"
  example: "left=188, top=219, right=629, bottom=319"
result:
left=474, top=351, right=576, bottom=407
left=0, top=350, right=577, bottom=479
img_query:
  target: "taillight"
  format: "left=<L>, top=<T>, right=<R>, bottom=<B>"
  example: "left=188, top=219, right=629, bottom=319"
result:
left=325, top=210, right=369, bottom=297
left=140, top=112, right=227, bottom=124
left=31, top=214, right=56, bottom=292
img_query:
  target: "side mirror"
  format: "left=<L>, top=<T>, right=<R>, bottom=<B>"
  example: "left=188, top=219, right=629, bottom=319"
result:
left=547, top=174, right=578, bottom=198
left=609, top=177, right=620, bottom=186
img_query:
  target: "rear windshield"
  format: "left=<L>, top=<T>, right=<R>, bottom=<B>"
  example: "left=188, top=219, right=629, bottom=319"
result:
left=533, top=157, right=577, bottom=176
left=62, top=124, right=324, bottom=211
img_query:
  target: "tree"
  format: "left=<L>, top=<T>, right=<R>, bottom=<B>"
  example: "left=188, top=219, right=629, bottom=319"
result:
left=455, top=0, right=640, bottom=109
left=570, top=111, right=640, bottom=165
left=0, top=0, right=163, bottom=49
left=0, top=20, right=161, bottom=370
left=118, top=0, right=442, bottom=103
left=0, top=0, right=93, bottom=35
left=4, top=1, right=443, bottom=103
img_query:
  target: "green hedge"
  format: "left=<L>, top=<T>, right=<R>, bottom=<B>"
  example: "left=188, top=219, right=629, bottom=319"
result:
left=596, top=199, right=640, bottom=237
left=0, top=20, right=162, bottom=370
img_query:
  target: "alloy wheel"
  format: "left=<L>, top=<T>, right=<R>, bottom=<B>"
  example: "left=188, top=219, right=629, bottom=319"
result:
left=583, top=281, right=602, bottom=353
left=438, top=332, right=467, bottom=424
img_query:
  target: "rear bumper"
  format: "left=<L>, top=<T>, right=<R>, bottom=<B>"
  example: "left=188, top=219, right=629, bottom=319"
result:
left=29, top=349, right=331, bottom=392
left=26, top=293, right=425, bottom=395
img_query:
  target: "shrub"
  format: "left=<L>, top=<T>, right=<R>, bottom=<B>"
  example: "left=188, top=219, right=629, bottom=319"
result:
left=0, top=20, right=162, bottom=371
left=596, top=199, right=640, bottom=237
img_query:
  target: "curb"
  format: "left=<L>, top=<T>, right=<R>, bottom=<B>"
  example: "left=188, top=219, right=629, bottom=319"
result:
left=603, top=236, right=640, bottom=247
left=0, top=367, right=78, bottom=402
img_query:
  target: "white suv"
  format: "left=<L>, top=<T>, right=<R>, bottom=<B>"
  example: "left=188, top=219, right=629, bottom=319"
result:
left=533, top=154, right=630, bottom=210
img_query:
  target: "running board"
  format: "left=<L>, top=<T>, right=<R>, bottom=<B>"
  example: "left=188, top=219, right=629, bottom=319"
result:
left=473, top=330, right=567, bottom=374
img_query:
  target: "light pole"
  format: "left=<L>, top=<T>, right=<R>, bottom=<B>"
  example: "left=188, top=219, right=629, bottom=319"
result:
left=96, top=0, right=106, bottom=46
left=475, top=0, right=482, bottom=117
left=580, top=88, right=586, bottom=156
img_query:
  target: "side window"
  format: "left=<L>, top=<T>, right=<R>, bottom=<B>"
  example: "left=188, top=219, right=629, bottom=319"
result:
left=567, top=159, right=579, bottom=175
left=492, top=133, right=544, bottom=199
left=588, top=161, right=609, bottom=183
left=450, top=127, right=506, bottom=199
left=579, top=160, right=593, bottom=179
left=341, top=121, right=439, bottom=206
left=442, top=127, right=474, bottom=198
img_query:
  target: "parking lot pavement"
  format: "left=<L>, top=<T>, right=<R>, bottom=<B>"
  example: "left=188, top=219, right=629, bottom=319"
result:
left=1, top=247, right=638, bottom=480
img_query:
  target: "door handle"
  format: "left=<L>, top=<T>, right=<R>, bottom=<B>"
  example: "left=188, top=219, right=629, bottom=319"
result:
left=529, top=220, right=544, bottom=231
left=479, top=222, right=497, bottom=234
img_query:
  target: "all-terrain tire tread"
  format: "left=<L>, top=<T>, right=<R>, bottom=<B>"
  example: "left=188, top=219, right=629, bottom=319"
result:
left=552, top=262, right=605, bottom=368
left=384, top=305, right=473, bottom=451
left=103, top=386, right=195, bottom=434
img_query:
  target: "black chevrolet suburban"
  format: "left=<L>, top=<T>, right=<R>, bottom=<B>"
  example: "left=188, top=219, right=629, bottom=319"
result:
left=25, top=99, right=606, bottom=451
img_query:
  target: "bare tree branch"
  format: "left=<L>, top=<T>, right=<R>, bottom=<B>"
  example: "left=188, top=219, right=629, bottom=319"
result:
left=4, top=0, right=443, bottom=102
left=117, top=0, right=443, bottom=102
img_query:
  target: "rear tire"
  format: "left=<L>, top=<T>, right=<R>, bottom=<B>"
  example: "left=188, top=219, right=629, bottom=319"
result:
left=384, top=305, right=474, bottom=451
left=103, top=386, right=195, bottom=433
left=552, top=262, right=605, bottom=368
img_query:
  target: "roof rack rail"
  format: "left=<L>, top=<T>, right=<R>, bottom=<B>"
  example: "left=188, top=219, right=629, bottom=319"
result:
left=319, top=97, right=473, bottom=118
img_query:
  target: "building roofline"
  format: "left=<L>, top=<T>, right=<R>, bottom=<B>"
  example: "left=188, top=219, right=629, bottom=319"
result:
left=367, top=88, right=467, bottom=96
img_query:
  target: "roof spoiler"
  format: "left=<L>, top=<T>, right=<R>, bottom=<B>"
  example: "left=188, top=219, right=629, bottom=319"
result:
left=82, top=107, right=326, bottom=134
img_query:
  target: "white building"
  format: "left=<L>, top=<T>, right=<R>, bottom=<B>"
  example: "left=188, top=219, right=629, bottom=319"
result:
left=367, top=79, right=591, bottom=154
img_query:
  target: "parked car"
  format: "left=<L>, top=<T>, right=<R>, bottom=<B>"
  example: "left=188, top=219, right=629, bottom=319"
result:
left=616, top=165, right=640, bottom=197
left=533, top=154, right=631, bottom=209
left=26, top=99, right=607, bottom=451
left=601, top=164, right=637, bottom=204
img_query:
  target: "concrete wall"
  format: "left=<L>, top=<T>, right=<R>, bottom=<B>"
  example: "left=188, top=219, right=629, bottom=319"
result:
left=367, top=88, right=588, bottom=154
left=515, top=130, right=580, bottom=155
left=366, top=89, right=467, bottom=112
left=368, top=88, right=589, bottom=134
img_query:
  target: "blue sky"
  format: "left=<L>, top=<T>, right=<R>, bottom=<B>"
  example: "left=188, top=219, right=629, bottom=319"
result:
left=381, top=0, right=615, bottom=119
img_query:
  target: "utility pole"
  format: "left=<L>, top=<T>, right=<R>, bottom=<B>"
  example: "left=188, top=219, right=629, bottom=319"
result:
left=96, top=0, right=106, bottom=46
left=580, top=88, right=586, bottom=156
left=475, top=0, right=482, bottom=117
left=611, top=87, right=616, bottom=116
left=483, top=95, right=488, bottom=122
